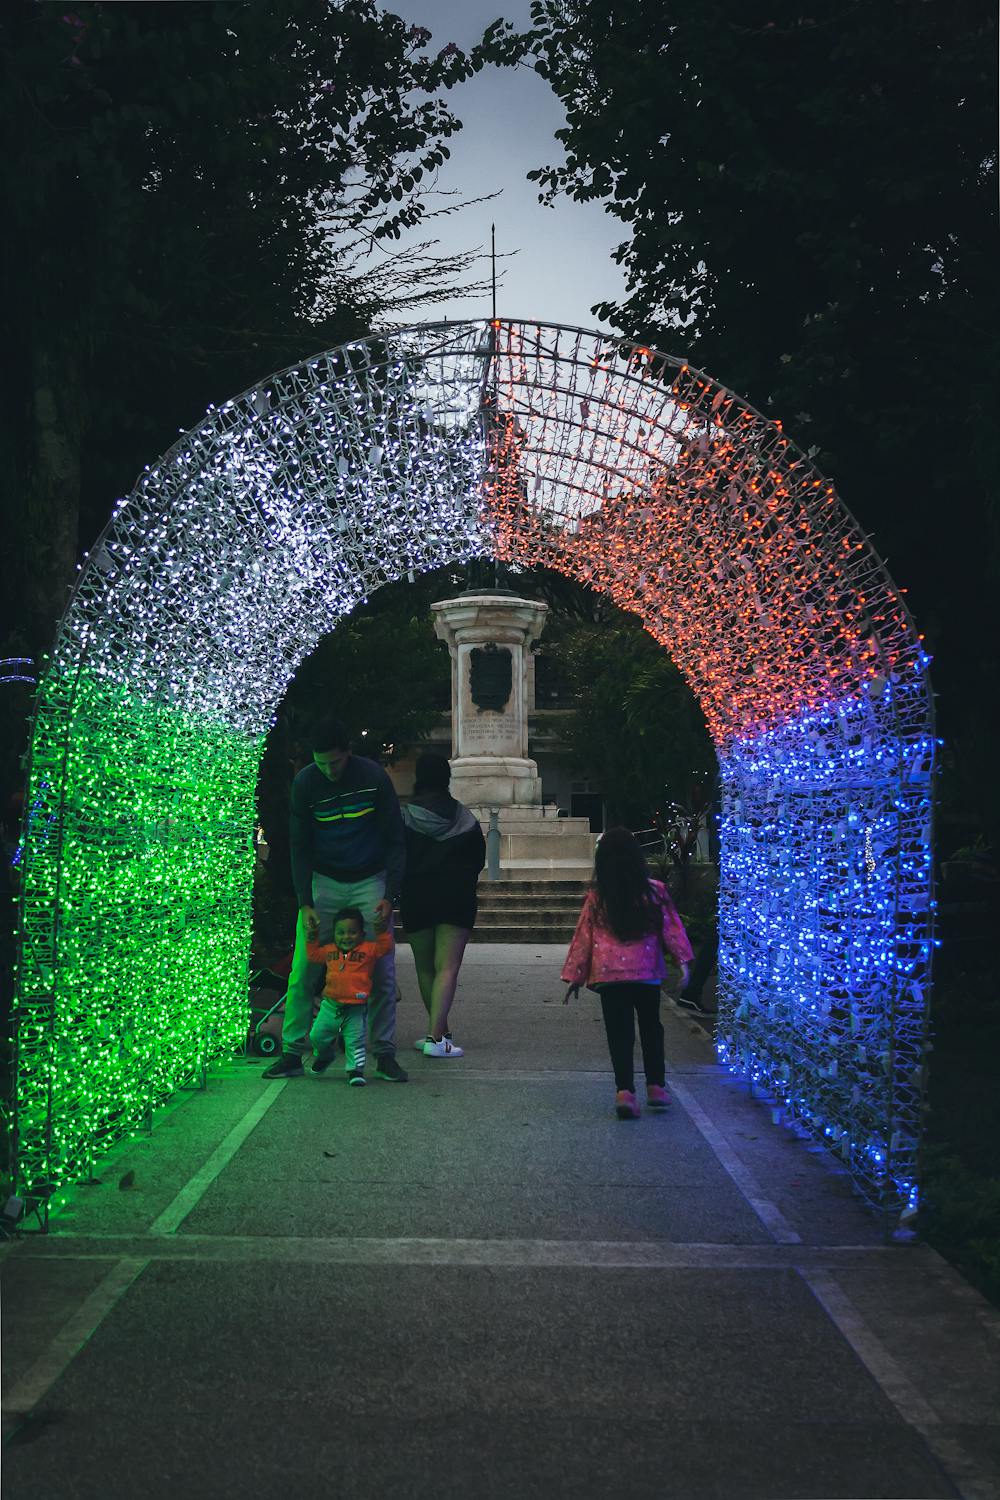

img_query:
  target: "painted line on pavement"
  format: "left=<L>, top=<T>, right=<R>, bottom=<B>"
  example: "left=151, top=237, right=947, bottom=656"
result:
left=1, top=1257, right=147, bottom=1443
left=801, top=1269, right=999, bottom=1500
left=9, top=1234, right=902, bottom=1270
left=455, top=1067, right=624, bottom=1081
left=440, top=1065, right=721, bottom=1081
left=147, top=1080, right=285, bottom=1236
left=668, top=1079, right=802, bottom=1244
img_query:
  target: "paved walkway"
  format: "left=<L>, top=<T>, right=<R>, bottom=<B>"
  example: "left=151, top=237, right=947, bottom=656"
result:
left=2, top=947, right=999, bottom=1500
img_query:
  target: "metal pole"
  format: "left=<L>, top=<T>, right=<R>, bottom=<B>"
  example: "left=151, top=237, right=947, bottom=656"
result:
left=487, top=807, right=501, bottom=880
left=491, top=223, right=497, bottom=324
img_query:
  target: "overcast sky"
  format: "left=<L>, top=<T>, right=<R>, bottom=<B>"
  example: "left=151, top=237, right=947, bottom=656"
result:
left=368, top=0, right=628, bottom=333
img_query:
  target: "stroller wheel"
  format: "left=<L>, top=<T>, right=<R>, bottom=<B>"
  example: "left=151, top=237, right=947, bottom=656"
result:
left=255, top=1033, right=279, bottom=1057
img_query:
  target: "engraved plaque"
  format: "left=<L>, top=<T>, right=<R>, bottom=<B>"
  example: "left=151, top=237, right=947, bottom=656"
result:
left=469, top=644, right=513, bottom=712
left=464, top=715, right=517, bottom=742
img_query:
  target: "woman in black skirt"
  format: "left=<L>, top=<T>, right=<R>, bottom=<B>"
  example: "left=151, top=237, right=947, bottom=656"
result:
left=401, top=753, right=486, bottom=1058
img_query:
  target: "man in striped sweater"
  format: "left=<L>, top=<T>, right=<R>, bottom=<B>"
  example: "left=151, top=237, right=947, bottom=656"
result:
left=263, top=715, right=408, bottom=1082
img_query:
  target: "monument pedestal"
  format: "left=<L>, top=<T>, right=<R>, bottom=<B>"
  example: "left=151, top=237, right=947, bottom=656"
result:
left=448, top=756, right=540, bottom=809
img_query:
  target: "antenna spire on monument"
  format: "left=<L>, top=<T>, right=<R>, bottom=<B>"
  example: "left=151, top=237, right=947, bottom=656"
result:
left=491, top=222, right=497, bottom=325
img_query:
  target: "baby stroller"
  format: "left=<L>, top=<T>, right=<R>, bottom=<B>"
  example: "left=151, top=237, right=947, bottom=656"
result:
left=247, top=950, right=322, bottom=1057
left=248, top=969, right=289, bottom=1056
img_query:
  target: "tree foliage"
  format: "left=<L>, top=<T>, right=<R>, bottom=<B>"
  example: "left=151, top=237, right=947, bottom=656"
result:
left=517, top=567, right=716, bottom=826
left=278, top=570, right=456, bottom=766
left=0, top=0, right=487, bottom=666
left=547, top=609, right=716, bottom=827
left=484, top=0, right=999, bottom=837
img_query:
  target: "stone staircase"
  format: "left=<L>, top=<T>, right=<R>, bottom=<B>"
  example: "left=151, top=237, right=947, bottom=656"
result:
left=472, top=877, right=588, bottom=943
left=395, top=877, right=589, bottom=945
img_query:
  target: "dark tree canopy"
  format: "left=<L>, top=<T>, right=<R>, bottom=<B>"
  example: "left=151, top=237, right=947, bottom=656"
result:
left=0, top=0, right=496, bottom=817
left=544, top=613, right=716, bottom=829
left=0, top=0, right=484, bottom=663
left=484, top=0, right=999, bottom=840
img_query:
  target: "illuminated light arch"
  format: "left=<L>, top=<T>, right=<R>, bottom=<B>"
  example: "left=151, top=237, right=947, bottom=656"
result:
left=14, top=321, right=934, bottom=1227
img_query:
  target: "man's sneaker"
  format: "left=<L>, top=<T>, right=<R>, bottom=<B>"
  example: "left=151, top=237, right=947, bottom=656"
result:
left=615, top=1089, right=640, bottom=1120
left=423, top=1037, right=464, bottom=1058
left=647, top=1084, right=671, bottom=1110
left=311, top=1050, right=336, bottom=1074
left=374, top=1055, right=409, bottom=1083
left=347, top=1068, right=366, bottom=1087
left=676, top=993, right=710, bottom=1016
left=414, top=1031, right=454, bottom=1051
left=262, top=1053, right=304, bottom=1079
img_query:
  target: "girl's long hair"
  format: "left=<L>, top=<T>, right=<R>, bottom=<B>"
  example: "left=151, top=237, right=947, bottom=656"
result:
left=592, top=827, right=661, bottom=942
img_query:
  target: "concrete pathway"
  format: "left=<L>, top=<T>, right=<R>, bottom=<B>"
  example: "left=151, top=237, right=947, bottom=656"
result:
left=2, top=947, right=999, bottom=1500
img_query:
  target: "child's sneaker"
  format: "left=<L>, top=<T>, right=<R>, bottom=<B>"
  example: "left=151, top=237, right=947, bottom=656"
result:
left=311, top=1050, right=336, bottom=1074
left=615, top=1089, right=640, bottom=1119
left=423, top=1036, right=464, bottom=1058
left=647, top=1084, right=671, bottom=1110
left=347, top=1068, right=366, bottom=1087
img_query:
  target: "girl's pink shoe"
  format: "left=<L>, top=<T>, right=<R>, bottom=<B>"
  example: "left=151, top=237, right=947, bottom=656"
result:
left=647, top=1084, right=671, bottom=1110
left=615, top=1089, right=640, bottom=1119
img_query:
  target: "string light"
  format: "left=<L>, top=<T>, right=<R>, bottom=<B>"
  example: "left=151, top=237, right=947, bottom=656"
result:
left=13, top=320, right=934, bottom=1229
left=480, top=322, right=934, bottom=1227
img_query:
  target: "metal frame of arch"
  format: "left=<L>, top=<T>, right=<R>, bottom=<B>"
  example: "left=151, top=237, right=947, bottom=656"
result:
left=12, top=320, right=935, bottom=1230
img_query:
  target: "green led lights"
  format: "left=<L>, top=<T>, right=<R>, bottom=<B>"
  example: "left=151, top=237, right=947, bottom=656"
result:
left=15, top=669, right=258, bottom=1196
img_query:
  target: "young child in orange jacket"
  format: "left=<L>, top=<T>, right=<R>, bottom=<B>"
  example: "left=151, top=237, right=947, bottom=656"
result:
left=307, top=906, right=394, bottom=1086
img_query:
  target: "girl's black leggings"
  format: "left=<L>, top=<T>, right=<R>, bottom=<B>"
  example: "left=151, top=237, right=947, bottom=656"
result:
left=598, top=983, right=665, bottom=1092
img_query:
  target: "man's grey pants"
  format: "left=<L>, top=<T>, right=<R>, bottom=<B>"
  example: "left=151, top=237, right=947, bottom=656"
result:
left=281, top=871, right=397, bottom=1059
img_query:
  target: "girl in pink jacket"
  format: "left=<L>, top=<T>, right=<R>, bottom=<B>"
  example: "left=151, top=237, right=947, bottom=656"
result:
left=562, top=827, right=693, bottom=1119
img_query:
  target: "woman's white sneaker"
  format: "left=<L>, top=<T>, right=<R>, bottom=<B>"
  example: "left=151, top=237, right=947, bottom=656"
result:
left=415, top=1032, right=456, bottom=1052
left=423, top=1037, right=464, bottom=1058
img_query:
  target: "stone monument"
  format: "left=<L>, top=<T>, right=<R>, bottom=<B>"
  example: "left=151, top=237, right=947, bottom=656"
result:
left=431, top=590, right=547, bottom=807
left=431, top=588, right=596, bottom=879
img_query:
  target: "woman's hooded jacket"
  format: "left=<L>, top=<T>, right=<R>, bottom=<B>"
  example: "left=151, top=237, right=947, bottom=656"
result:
left=401, top=791, right=486, bottom=882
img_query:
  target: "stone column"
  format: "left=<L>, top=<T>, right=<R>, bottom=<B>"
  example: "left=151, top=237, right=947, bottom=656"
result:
left=431, top=591, right=548, bottom=808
